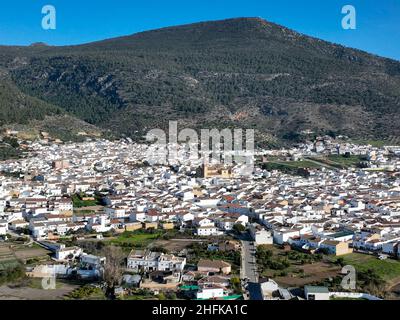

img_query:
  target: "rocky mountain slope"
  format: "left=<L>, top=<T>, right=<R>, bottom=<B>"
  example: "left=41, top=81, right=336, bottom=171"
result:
left=0, top=17, right=399, bottom=145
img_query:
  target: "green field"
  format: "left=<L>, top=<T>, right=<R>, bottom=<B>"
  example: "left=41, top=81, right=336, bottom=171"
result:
left=28, top=277, right=64, bottom=289
left=261, top=160, right=322, bottom=176
left=108, top=231, right=164, bottom=248
left=0, top=259, right=19, bottom=271
left=268, top=160, right=322, bottom=169
left=326, top=155, right=366, bottom=168
left=340, top=253, right=400, bottom=281
left=65, top=285, right=106, bottom=300
left=72, top=194, right=102, bottom=208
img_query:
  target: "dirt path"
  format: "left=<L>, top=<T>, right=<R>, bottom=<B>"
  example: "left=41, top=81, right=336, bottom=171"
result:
left=385, top=276, right=400, bottom=292
left=0, top=282, right=79, bottom=300
left=305, top=157, right=339, bottom=170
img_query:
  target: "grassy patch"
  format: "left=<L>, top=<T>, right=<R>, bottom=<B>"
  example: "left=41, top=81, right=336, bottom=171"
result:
left=108, top=230, right=164, bottom=248
left=0, top=263, right=26, bottom=286
left=27, top=277, right=64, bottom=289
left=261, top=161, right=316, bottom=176
left=0, top=259, right=19, bottom=271
left=326, top=155, right=366, bottom=168
left=266, top=160, right=322, bottom=169
left=339, top=253, right=400, bottom=281
left=187, top=242, right=241, bottom=273
left=65, top=285, right=106, bottom=300
left=72, top=193, right=102, bottom=208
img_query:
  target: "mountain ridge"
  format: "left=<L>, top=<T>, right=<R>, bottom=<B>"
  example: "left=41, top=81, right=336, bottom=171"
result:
left=0, top=17, right=399, bottom=145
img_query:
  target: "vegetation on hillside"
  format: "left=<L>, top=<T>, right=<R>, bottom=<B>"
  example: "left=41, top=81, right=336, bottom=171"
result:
left=0, top=18, right=398, bottom=144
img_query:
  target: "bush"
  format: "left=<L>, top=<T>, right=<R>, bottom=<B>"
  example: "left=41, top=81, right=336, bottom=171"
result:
left=257, top=247, right=290, bottom=270
left=232, top=224, right=246, bottom=233
left=68, top=285, right=104, bottom=299
left=335, top=257, right=345, bottom=267
left=157, top=292, right=166, bottom=300
left=0, top=263, right=26, bottom=286
left=151, top=246, right=169, bottom=254
left=166, top=292, right=177, bottom=300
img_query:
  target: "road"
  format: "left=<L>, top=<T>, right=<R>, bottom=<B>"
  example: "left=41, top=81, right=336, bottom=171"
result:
left=241, top=239, right=258, bottom=282
left=240, top=234, right=263, bottom=300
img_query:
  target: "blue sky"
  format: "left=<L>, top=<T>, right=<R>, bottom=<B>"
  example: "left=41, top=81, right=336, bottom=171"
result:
left=0, top=0, right=399, bottom=60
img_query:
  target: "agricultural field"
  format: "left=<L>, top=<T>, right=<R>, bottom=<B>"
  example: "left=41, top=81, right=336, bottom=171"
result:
left=256, top=245, right=341, bottom=287
left=258, top=248, right=400, bottom=298
left=14, top=246, right=51, bottom=264
left=326, top=155, right=366, bottom=168
left=107, top=230, right=166, bottom=249
left=0, top=242, right=51, bottom=269
left=149, top=239, right=206, bottom=253
left=264, top=160, right=322, bottom=170
left=0, top=244, right=17, bottom=270
left=187, top=242, right=241, bottom=274
left=260, top=160, right=321, bottom=176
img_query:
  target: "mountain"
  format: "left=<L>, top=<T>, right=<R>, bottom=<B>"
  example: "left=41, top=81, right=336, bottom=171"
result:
left=0, top=17, right=399, bottom=145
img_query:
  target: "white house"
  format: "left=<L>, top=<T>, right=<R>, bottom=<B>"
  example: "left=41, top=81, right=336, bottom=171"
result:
left=55, top=199, right=73, bottom=212
left=382, top=241, right=400, bottom=256
left=9, top=219, right=29, bottom=231
left=80, top=254, right=106, bottom=268
left=130, top=211, right=146, bottom=222
left=196, top=226, right=223, bottom=236
left=176, top=212, right=195, bottom=224
left=0, top=219, right=7, bottom=236
left=194, top=198, right=220, bottom=208
left=31, top=223, right=47, bottom=239
left=194, top=217, right=214, bottom=227
left=157, top=254, right=186, bottom=272
left=249, top=224, right=273, bottom=245
left=55, top=245, right=83, bottom=261
left=304, top=286, right=330, bottom=300
left=106, top=206, right=127, bottom=219
left=196, top=285, right=226, bottom=300
left=216, top=218, right=236, bottom=231
left=126, top=250, right=186, bottom=272
left=273, top=228, right=302, bottom=245
left=260, top=279, right=279, bottom=299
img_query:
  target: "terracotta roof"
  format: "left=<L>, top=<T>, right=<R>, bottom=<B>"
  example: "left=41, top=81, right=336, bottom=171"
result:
left=197, top=259, right=231, bottom=269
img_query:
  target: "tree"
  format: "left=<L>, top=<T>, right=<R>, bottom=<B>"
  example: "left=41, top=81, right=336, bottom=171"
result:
left=232, top=223, right=246, bottom=234
left=166, top=292, right=177, bottom=300
left=102, top=246, right=125, bottom=298
left=230, top=276, right=242, bottom=294
left=157, top=292, right=166, bottom=300
left=3, top=136, right=19, bottom=148
left=335, top=257, right=345, bottom=267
